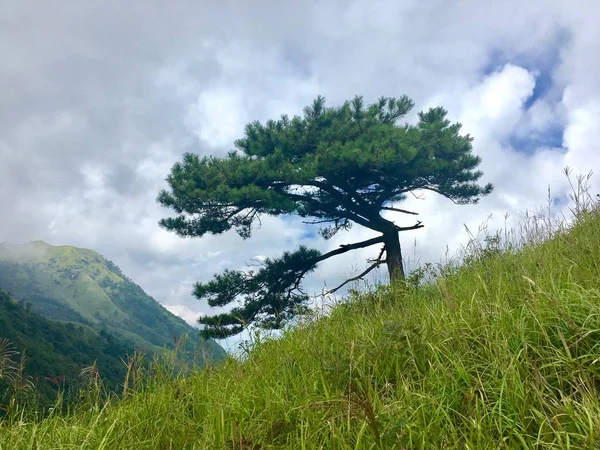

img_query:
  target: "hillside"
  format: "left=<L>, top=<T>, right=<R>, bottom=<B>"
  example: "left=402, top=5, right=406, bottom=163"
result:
left=0, top=289, right=136, bottom=406
left=1, top=208, right=599, bottom=448
left=0, top=241, right=226, bottom=363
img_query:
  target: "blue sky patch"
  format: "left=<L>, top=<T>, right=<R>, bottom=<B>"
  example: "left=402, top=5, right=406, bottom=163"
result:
left=484, top=30, right=570, bottom=155
left=508, top=125, right=564, bottom=153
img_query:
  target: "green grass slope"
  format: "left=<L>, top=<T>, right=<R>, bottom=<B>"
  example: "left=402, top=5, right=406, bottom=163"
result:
left=0, top=241, right=226, bottom=363
left=1, top=208, right=599, bottom=448
left=0, top=289, right=135, bottom=407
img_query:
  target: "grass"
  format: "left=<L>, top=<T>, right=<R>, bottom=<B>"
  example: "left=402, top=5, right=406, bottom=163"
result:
left=1, top=172, right=599, bottom=448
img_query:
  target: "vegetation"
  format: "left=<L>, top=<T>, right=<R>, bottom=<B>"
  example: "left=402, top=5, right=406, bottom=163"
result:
left=0, top=242, right=226, bottom=361
left=158, top=95, right=492, bottom=338
left=0, top=289, right=135, bottom=408
left=0, top=172, right=598, bottom=448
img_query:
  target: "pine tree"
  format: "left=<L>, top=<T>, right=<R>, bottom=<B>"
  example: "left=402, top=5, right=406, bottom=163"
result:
left=158, top=95, right=493, bottom=338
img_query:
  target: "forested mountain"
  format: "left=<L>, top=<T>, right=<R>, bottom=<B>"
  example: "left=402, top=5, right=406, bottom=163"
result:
left=0, top=289, right=136, bottom=405
left=0, top=241, right=226, bottom=365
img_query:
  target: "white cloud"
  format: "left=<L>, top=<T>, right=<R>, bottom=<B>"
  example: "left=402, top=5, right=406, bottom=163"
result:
left=1, top=0, right=600, bottom=350
left=188, top=86, right=248, bottom=149
left=562, top=93, right=600, bottom=176
left=459, top=64, right=536, bottom=140
left=164, top=304, right=203, bottom=327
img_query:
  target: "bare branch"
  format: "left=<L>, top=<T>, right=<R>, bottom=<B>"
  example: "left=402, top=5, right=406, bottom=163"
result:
left=422, top=187, right=459, bottom=204
left=324, top=259, right=384, bottom=295
left=410, top=191, right=426, bottom=200
left=277, top=186, right=377, bottom=230
left=301, top=218, right=339, bottom=225
left=307, top=180, right=382, bottom=228
left=367, top=245, right=386, bottom=265
left=315, top=235, right=385, bottom=264
left=380, top=206, right=418, bottom=215
left=225, top=207, right=245, bottom=220
left=314, top=239, right=389, bottom=295
left=395, top=221, right=424, bottom=232
left=283, top=236, right=386, bottom=295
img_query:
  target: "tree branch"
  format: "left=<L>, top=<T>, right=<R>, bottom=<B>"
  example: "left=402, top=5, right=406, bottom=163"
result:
left=301, top=218, right=339, bottom=225
left=285, top=235, right=385, bottom=294
left=395, top=221, right=424, bottom=231
left=324, top=255, right=386, bottom=295
left=380, top=206, right=418, bottom=215
left=308, top=180, right=383, bottom=228
left=423, top=187, right=459, bottom=204
left=315, top=235, right=385, bottom=263
left=368, top=245, right=386, bottom=265
left=325, top=263, right=380, bottom=295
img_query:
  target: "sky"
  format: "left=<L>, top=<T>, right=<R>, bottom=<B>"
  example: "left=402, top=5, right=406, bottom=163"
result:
left=1, top=1, right=599, bottom=351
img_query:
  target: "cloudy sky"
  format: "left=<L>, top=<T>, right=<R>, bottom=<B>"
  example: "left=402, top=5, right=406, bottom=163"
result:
left=1, top=1, right=599, bottom=349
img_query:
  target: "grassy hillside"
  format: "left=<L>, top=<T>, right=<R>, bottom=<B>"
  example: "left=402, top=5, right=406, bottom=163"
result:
left=1, top=204, right=599, bottom=448
left=0, top=241, right=226, bottom=362
left=0, top=289, right=136, bottom=407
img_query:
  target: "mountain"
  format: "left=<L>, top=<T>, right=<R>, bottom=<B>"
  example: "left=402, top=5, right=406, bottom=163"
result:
left=0, top=289, right=136, bottom=405
left=0, top=241, right=226, bottom=363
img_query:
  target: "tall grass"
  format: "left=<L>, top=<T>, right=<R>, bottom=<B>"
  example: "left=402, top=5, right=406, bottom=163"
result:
left=0, top=170, right=599, bottom=448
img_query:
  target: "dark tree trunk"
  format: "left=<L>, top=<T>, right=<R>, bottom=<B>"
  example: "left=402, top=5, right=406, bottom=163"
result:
left=384, top=231, right=405, bottom=281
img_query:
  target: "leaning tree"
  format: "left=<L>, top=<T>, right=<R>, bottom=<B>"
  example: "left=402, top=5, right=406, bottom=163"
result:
left=158, top=95, right=493, bottom=338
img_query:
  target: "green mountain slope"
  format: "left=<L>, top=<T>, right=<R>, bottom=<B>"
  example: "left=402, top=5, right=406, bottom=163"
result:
left=0, top=289, right=135, bottom=406
left=0, top=241, right=226, bottom=363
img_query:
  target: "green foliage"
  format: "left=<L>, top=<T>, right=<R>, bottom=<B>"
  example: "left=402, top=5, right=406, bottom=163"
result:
left=0, top=289, right=134, bottom=408
left=195, top=246, right=319, bottom=338
left=158, top=96, right=491, bottom=238
left=0, top=242, right=226, bottom=362
left=1, top=197, right=600, bottom=447
left=158, top=95, right=493, bottom=338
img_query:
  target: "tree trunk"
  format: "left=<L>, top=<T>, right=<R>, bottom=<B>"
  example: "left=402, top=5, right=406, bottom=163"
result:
left=384, top=232, right=405, bottom=281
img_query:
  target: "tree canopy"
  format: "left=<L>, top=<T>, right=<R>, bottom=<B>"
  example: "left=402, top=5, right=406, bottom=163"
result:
left=158, top=95, right=493, bottom=338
